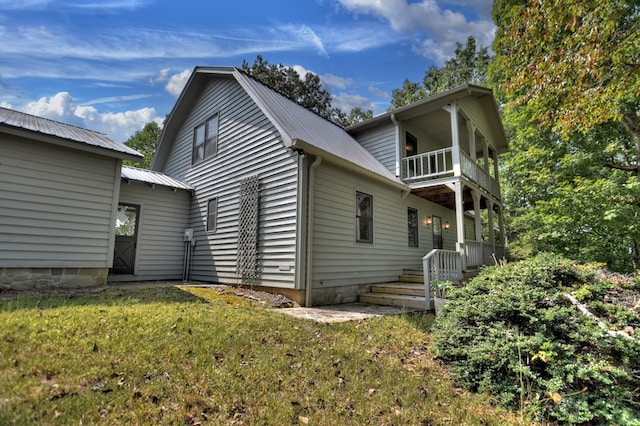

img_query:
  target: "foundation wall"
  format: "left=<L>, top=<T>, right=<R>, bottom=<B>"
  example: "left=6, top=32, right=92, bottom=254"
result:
left=0, top=267, right=108, bottom=291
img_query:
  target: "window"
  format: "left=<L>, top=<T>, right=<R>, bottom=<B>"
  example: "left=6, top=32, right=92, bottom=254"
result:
left=206, top=198, right=217, bottom=232
left=356, top=191, right=373, bottom=243
left=192, top=113, right=219, bottom=164
left=408, top=207, right=419, bottom=247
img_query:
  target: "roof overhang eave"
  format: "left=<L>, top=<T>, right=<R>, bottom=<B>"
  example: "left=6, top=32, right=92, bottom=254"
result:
left=1, top=126, right=143, bottom=163
left=290, top=138, right=409, bottom=192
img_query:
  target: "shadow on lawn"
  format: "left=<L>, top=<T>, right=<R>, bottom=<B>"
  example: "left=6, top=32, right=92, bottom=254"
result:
left=0, top=285, right=207, bottom=312
left=401, top=311, right=436, bottom=333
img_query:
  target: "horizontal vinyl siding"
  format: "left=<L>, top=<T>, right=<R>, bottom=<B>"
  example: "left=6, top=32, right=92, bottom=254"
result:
left=117, top=182, right=191, bottom=280
left=0, top=136, right=117, bottom=267
left=458, top=98, right=492, bottom=145
left=312, top=162, right=457, bottom=288
left=162, top=79, right=298, bottom=288
left=352, top=124, right=396, bottom=174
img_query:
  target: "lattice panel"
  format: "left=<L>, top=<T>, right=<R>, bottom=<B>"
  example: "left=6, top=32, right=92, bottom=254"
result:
left=236, top=175, right=260, bottom=284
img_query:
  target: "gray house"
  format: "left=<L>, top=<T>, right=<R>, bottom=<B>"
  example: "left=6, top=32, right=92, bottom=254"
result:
left=0, top=66, right=507, bottom=308
left=151, top=67, right=508, bottom=306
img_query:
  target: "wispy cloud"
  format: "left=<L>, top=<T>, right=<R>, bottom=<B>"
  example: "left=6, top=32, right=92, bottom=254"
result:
left=336, top=0, right=494, bottom=63
left=0, top=0, right=151, bottom=10
left=81, top=94, right=153, bottom=106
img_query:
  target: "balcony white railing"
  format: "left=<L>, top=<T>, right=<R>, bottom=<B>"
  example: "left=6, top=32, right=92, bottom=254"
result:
left=404, top=149, right=499, bottom=197
left=464, top=240, right=484, bottom=268
left=403, top=148, right=453, bottom=180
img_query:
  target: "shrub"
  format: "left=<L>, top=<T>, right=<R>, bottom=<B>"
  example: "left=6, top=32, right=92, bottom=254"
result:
left=433, top=253, right=640, bottom=424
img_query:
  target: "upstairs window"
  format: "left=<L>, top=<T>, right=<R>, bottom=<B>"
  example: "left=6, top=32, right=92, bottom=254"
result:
left=356, top=191, right=373, bottom=244
left=193, top=113, right=219, bottom=164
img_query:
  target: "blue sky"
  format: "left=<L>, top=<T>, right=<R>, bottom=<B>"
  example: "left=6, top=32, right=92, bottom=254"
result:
left=0, top=0, right=494, bottom=142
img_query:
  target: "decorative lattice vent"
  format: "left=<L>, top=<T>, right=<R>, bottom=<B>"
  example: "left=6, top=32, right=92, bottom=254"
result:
left=236, top=175, right=261, bottom=284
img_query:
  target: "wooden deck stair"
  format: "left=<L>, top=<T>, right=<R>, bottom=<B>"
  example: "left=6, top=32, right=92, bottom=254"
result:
left=359, top=268, right=430, bottom=310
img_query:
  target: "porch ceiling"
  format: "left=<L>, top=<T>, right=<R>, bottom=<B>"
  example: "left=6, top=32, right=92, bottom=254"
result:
left=410, top=185, right=488, bottom=211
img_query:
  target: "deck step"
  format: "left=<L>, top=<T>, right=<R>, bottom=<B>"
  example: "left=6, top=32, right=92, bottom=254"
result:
left=402, top=268, right=423, bottom=276
left=370, top=282, right=425, bottom=297
left=359, top=293, right=427, bottom=310
left=399, top=274, right=424, bottom=283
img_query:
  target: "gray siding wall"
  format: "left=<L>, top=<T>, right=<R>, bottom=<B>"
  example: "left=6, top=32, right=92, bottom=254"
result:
left=161, top=78, right=299, bottom=288
left=352, top=123, right=396, bottom=174
left=311, top=162, right=457, bottom=290
left=0, top=135, right=118, bottom=268
left=458, top=98, right=492, bottom=145
left=113, top=181, right=191, bottom=281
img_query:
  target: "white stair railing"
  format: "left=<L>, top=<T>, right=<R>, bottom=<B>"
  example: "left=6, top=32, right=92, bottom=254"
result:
left=422, top=249, right=463, bottom=311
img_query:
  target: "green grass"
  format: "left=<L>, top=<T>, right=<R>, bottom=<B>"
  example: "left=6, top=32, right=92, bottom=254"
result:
left=0, top=286, right=524, bottom=425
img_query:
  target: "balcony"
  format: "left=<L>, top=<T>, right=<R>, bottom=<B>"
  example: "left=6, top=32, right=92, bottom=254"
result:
left=402, top=148, right=500, bottom=198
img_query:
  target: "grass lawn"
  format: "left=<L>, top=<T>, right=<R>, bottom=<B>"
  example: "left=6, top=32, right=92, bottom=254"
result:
left=0, top=286, right=524, bottom=425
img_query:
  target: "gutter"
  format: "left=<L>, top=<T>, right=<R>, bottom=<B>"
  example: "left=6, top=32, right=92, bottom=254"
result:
left=305, top=155, right=322, bottom=307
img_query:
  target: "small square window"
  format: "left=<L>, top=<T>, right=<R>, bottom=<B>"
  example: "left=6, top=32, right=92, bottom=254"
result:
left=408, top=207, right=419, bottom=247
left=206, top=198, right=217, bottom=232
left=356, top=191, right=373, bottom=244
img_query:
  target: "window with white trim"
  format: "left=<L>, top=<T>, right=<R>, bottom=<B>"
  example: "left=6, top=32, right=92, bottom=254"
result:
left=408, top=207, right=419, bottom=247
left=206, top=198, right=217, bottom=232
left=192, top=113, right=219, bottom=164
left=356, top=191, right=373, bottom=243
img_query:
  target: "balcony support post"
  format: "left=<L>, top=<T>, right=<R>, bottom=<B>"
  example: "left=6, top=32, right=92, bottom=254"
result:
left=471, top=189, right=482, bottom=242
left=448, top=102, right=461, bottom=178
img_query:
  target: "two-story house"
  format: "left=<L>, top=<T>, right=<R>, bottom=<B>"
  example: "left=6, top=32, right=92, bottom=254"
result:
left=150, top=66, right=508, bottom=308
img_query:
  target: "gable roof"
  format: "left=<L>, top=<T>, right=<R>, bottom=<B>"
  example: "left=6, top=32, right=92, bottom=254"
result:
left=121, top=165, right=192, bottom=191
left=348, top=84, right=509, bottom=155
left=0, top=106, right=143, bottom=162
left=153, top=66, right=407, bottom=189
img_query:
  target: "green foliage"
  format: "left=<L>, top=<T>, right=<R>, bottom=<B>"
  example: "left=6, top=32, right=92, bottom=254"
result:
left=390, top=36, right=491, bottom=109
left=241, top=55, right=372, bottom=127
left=491, top=0, right=640, bottom=140
left=433, top=254, right=640, bottom=423
left=123, top=121, right=162, bottom=169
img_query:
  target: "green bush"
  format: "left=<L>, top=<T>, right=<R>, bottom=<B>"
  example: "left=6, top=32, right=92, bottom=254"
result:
left=433, top=253, right=640, bottom=424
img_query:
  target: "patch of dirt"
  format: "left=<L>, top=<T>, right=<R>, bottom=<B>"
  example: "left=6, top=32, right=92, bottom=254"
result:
left=223, top=286, right=299, bottom=309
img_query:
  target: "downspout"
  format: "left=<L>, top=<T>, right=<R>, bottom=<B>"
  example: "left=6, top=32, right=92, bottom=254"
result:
left=293, top=150, right=306, bottom=290
left=305, top=155, right=322, bottom=307
left=391, top=113, right=400, bottom=177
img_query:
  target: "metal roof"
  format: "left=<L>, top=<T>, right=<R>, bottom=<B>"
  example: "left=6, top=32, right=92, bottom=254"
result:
left=154, top=67, right=406, bottom=188
left=232, top=69, right=405, bottom=186
left=0, top=106, right=142, bottom=160
left=121, top=166, right=192, bottom=191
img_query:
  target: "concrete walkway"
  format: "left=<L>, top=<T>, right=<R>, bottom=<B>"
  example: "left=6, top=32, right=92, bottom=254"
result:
left=279, top=303, right=422, bottom=323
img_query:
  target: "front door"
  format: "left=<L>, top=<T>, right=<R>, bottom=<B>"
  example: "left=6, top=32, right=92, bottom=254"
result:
left=432, top=215, right=443, bottom=249
left=112, top=204, right=139, bottom=274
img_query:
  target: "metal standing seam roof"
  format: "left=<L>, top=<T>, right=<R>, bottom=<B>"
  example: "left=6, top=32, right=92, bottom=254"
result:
left=121, top=166, right=193, bottom=191
left=0, top=106, right=142, bottom=159
left=232, top=69, right=406, bottom=186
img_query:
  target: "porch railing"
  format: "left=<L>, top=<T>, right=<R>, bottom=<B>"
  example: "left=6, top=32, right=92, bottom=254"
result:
left=423, top=249, right=463, bottom=311
left=464, top=240, right=483, bottom=268
left=403, top=147, right=453, bottom=179
left=403, top=149, right=499, bottom=198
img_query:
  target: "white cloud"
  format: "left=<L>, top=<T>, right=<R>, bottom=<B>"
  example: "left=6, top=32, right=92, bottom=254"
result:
left=332, top=92, right=381, bottom=114
left=20, top=91, right=160, bottom=142
left=368, top=85, right=389, bottom=99
left=321, top=73, right=353, bottom=90
left=279, top=24, right=328, bottom=57
left=336, top=0, right=494, bottom=64
left=150, top=67, right=170, bottom=84
left=165, top=70, right=192, bottom=97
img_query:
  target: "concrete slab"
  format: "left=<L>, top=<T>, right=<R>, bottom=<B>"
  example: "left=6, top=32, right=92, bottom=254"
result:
left=279, top=303, right=422, bottom=323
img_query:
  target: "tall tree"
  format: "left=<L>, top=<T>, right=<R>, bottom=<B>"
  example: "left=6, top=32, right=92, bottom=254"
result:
left=492, top=0, right=640, bottom=270
left=390, top=36, right=491, bottom=109
left=491, top=0, right=640, bottom=176
left=241, top=55, right=371, bottom=127
left=124, top=121, right=161, bottom=169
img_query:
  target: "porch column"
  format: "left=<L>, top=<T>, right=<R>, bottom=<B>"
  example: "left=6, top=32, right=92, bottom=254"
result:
left=497, top=205, right=505, bottom=246
left=468, top=122, right=477, bottom=162
left=482, top=139, right=490, bottom=173
left=455, top=181, right=466, bottom=264
left=449, top=102, right=461, bottom=177
left=487, top=199, right=495, bottom=247
left=492, top=146, right=500, bottom=182
left=471, top=190, right=482, bottom=242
